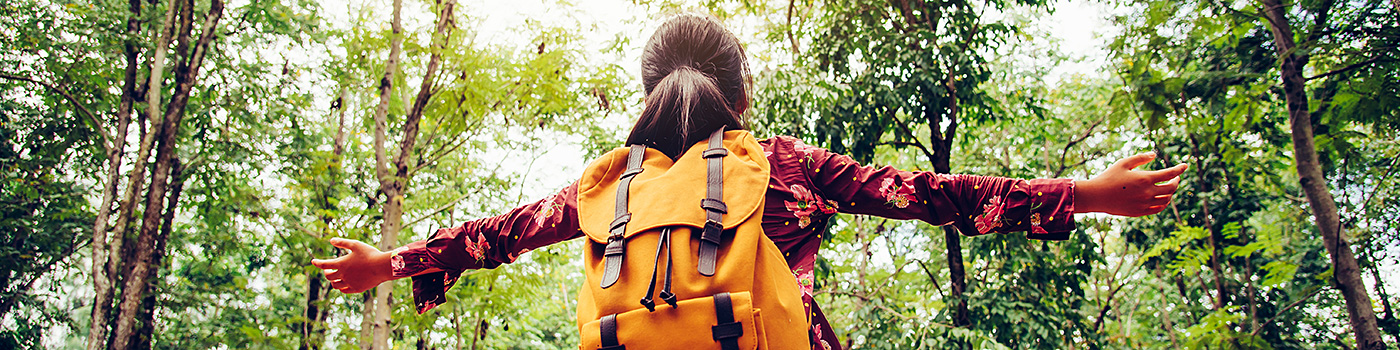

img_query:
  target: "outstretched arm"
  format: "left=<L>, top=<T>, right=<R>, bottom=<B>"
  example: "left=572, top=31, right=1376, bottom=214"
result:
left=310, top=184, right=583, bottom=312
left=774, top=135, right=1185, bottom=239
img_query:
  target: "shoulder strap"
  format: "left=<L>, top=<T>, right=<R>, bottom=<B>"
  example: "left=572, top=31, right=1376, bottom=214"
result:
left=600, top=144, right=647, bottom=289
left=697, top=128, right=728, bottom=276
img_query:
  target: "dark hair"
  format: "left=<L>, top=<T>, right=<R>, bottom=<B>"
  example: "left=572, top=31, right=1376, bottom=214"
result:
left=626, top=14, right=750, bottom=159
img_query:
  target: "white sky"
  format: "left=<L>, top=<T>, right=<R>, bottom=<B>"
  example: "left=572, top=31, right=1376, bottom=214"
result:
left=388, top=0, right=1120, bottom=201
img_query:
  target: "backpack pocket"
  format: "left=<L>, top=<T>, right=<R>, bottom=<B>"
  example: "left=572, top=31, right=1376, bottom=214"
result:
left=580, top=291, right=761, bottom=350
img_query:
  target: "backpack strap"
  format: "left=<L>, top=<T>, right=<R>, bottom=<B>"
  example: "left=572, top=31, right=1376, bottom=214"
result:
left=711, top=292, right=743, bottom=350
left=698, top=128, right=728, bottom=276
left=601, top=144, right=647, bottom=289
left=599, top=314, right=625, bottom=350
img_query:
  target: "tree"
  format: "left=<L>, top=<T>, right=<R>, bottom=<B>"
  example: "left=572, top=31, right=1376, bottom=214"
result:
left=1110, top=0, right=1397, bottom=347
left=758, top=0, right=1053, bottom=331
left=1257, top=0, right=1387, bottom=347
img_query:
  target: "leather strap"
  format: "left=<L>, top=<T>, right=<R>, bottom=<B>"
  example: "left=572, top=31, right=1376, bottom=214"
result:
left=697, top=128, right=727, bottom=276
left=599, top=314, right=625, bottom=350
left=601, top=145, right=647, bottom=289
left=711, top=292, right=742, bottom=350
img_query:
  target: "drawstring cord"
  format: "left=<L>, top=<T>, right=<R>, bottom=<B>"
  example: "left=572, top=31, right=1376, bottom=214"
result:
left=640, top=228, right=678, bottom=311
left=659, top=229, right=677, bottom=308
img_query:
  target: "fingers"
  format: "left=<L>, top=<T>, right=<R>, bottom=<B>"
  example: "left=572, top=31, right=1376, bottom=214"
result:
left=328, top=237, right=362, bottom=252
left=1151, top=176, right=1181, bottom=196
left=310, top=258, right=340, bottom=270
left=1114, top=152, right=1157, bottom=171
left=328, top=278, right=350, bottom=292
left=1146, top=163, right=1189, bottom=183
left=1149, top=194, right=1173, bottom=207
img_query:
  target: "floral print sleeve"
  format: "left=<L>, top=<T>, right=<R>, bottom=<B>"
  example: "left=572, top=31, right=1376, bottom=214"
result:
left=768, top=136, right=1075, bottom=240
left=390, top=184, right=583, bottom=313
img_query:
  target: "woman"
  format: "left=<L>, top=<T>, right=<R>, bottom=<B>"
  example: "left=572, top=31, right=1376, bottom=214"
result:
left=312, top=14, right=1186, bottom=349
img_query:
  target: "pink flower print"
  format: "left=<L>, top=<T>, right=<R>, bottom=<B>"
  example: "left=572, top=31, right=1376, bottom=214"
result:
left=810, top=323, right=833, bottom=350
left=464, top=232, right=490, bottom=261
left=390, top=254, right=406, bottom=273
left=784, top=184, right=835, bottom=228
left=533, top=193, right=563, bottom=227
left=793, top=139, right=820, bottom=156
left=879, top=177, right=915, bottom=209
left=442, top=276, right=457, bottom=294
left=974, top=195, right=1006, bottom=234
left=506, top=248, right=532, bottom=263
left=1029, top=212, right=1048, bottom=235
left=420, top=300, right=437, bottom=312
left=795, top=269, right=815, bottom=297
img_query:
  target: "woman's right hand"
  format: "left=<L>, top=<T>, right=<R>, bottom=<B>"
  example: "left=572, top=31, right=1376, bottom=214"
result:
left=1075, top=152, right=1188, bottom=217
left=310, top=238, right=396, bottom=294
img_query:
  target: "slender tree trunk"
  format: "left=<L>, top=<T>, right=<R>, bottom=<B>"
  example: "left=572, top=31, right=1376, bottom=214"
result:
left=93, top=0, right=178, bottom=346
left=1204, top=209, right=1227, bottom=309
left=369, top=1, right=453, bottom=347
left=359, top=291, right=375, bottom=349
left=1247, top=254, right=1258, bottom=333
left=1259, top=1, right=1385, bottom=348
left=366, top=0, right=405, bottom=345
left=1157, top=271, right=1181, bottom=349
left=129, top=159, right=185, bottom=350
left=110, top=0, right=222, bottom=347
left=87, top=1, right=143, bottom=348
left=927, top=76, right=967, bottom=328
left=300, top=88, right=350, bottom=350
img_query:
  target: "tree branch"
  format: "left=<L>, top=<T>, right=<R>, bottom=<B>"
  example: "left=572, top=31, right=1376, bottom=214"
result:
left=1054, top=116, right=1106, bottom=177
left=1306, top=56, right=1385, bottom=81
left=1251, top=287, right=1324, bottom=336
left=0, top=73, right=113, bottom=151
left=785, top=0, right=802, bottom=55
left=888, top=111, right=935, bottom=162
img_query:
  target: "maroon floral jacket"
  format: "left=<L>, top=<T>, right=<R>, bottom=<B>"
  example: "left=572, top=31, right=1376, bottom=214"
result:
left=391, top=135, right=1076, bottom=350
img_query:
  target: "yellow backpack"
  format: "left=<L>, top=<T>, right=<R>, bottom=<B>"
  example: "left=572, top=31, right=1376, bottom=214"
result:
left=575, top=129, right=809, bottom=350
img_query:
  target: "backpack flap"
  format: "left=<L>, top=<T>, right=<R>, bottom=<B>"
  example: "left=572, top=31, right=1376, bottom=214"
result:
left=576, top=130, right=770, bottom=243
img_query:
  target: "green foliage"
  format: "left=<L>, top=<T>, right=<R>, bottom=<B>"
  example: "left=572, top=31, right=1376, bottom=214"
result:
left=0, top=87, right=93, bottom=349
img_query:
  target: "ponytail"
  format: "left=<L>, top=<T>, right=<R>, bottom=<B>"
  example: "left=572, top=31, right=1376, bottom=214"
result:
left=626, top=66, right=744, bottom=159
left=628, top=14, right=751, bottom=160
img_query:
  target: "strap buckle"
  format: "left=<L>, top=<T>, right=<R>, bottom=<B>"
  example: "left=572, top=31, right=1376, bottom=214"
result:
left=701, top=220, right=723, bottom=244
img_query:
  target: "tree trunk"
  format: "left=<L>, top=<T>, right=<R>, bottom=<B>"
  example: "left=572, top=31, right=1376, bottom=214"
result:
left=928, top=77, right=967, bottom=328
left=129, top=159, right=185, bottom=350
left=1246, top=254, right=1258, bottom=333
left=300, top=88, right=350, bottom=350
left=367, top=0, right=406, bottom=345
left=92, top=0, right=179, bottom=347
left=369, top=1, right=453, bottom=347
left=109, top=0, right=222, bottom=347
left=1259, top=0, right=1385, bottom=348
left=359, top=291, right=375, bottom=349
left=87, top=0, right=143, bottom=348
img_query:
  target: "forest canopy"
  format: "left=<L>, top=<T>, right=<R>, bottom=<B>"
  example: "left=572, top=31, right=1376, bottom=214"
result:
left=1, top=0, right=1397, bottom=349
